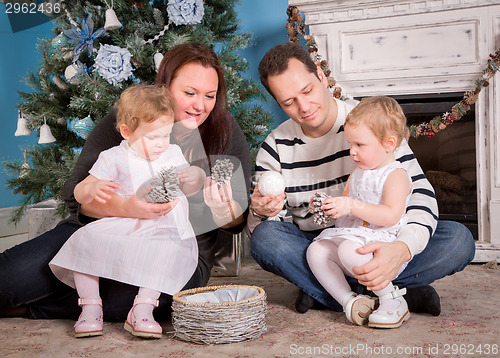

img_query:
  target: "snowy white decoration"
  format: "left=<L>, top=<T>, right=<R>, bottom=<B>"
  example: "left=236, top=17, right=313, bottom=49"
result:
left=258, top=171, right=285, bottom=196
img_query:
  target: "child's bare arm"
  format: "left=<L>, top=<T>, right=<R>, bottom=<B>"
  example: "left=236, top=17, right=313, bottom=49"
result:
left=74, top=174, right=118, bottom=205
left=323, top=169, right=411, bottom=227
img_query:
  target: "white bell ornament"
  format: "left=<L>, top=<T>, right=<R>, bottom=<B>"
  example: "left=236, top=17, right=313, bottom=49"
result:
left=38, top=117, right=56, bottom=144
left=154, top=52, right=164, bottom=71
left=14, top=110, right=31, bottom=136
left=104, top=8, right=122, bottom=30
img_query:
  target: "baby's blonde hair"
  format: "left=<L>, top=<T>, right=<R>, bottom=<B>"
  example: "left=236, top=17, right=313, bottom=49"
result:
left=115, top=84, right=174, bottom=132
left=345, top=96, right=410, bottom=147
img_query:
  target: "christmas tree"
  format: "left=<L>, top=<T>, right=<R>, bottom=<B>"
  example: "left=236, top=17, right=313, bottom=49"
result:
left=5, top=0, right=272, bottom=223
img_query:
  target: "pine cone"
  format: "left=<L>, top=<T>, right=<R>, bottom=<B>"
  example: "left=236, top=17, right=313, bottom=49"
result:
left=464, top=90, right=479, bottom=105
left=311, top=192, right=331, bottom=227
left=144, top=166, right=179, bottom=203
left=450, top=110, right=462, bottom=122
left=327, top=77, right=337, bottom=87
left=211, top=159, right=234, bottom=185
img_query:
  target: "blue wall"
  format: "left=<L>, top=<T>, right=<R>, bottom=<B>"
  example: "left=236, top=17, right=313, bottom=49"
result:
left=0, top=8, right=54, bottom=209
left=0, top=0, right=290, bottom=209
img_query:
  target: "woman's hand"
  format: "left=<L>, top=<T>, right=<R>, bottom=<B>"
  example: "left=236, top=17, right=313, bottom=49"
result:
left=204, top=178, right=234, bottom=214
left=178, top=166, right=206, bottom=196
left=124, top=195, right=180, bottom=219
left=352, top=241, right=411, bottom=291
left=250, top=184, right=285, bottom=218
left=178, top=166, right=206, bottom=187
left=81, top=193, right=179, bottom=220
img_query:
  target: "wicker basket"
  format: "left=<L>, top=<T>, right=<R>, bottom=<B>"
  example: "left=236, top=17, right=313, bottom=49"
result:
left=172, top=284, right=267, bottom=345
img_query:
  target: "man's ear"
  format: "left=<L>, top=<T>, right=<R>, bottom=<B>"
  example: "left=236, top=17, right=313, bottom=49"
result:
left=383, top=135, right=397, bottom=152
left=316, top=65, right=329, bottom=86
left=119, top=124, right=131, bottom=140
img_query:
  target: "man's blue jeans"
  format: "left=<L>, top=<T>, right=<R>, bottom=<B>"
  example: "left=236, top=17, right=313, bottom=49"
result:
left=250, top=220, right=475, bottom=311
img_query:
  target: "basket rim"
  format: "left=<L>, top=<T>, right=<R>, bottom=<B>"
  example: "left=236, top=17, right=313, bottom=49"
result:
left=172, top=284, right=266, bottom=306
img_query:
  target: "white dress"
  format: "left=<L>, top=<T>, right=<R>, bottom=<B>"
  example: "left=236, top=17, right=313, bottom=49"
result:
left=49, top=141, right=198, bottom=295
left=314, top=161, right=412, bottom=275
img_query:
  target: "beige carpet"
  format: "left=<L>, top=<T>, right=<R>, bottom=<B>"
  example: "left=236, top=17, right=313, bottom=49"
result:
left=1, top=260, right=499, bottom=358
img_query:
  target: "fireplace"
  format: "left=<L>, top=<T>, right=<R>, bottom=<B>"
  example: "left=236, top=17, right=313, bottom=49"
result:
left=290, top=0, right=500, bottom=262
left=355, top=93, right=479, bottom=239
left=393, top=93, right=478, bottom=240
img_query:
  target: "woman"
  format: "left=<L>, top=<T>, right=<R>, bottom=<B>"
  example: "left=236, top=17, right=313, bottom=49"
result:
left=0, top=43, right=252, bottom=321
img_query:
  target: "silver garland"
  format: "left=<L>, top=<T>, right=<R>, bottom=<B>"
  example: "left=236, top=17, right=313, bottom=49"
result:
left=144, top=166, right=179, bottom=203
left=210, top=158, right=234, bottom=185
left=311, top=191, right=331, bottom=227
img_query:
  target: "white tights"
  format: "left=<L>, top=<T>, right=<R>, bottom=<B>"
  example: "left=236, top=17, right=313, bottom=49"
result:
left=73, top=272, right=160, bottom=320
left=306, top=239, right=399, bottom=311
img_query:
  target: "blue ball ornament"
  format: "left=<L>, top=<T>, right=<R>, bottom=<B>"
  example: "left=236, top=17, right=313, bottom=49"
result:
left=69, top=115, right=95, bottom=140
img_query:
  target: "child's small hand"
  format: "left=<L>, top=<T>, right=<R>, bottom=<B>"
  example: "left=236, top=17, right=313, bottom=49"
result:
left=89, top=180, right=118, bottom=204
left=178, top=166, right=206, bottom=187
left=322, top=196, right=352, bottom=219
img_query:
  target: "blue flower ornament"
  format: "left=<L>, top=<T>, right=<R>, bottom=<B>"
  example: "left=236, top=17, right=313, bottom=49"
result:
left=63, top=14, right=105, bottom=62
left=93, top=44, right=134, bottom=86
left=167, top=0, right=204, bottom=26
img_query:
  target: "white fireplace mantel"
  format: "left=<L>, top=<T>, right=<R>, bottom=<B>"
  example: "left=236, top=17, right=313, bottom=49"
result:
left=289, top=0, right=500, bottom=262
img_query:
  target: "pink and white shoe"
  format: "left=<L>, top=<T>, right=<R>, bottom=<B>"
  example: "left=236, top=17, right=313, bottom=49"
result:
left=124, top=296, right=162, bottom=339
left=368, top=287, right=410, bottom=328
left=74, top=298, right=103, bottom=338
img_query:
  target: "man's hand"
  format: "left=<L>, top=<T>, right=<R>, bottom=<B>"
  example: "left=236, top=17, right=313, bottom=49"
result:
left=352, top=241, right=411, bottom=291
left=250, top=184, right=285, bottom=217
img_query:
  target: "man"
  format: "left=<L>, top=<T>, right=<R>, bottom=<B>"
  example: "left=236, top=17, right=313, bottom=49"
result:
left=248, top=42, right=475, bottom=317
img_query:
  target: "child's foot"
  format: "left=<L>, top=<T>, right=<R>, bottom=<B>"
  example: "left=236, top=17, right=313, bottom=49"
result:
left=124, top=296, right=162, bottom=339
left=74, top=298, right=103, bottom=338
left=344, top=294, right=377, bottom=326
left=368, top=287, right=410, bottom=329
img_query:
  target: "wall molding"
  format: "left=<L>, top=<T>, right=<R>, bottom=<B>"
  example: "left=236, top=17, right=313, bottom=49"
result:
left=289, top=0, right=500, bottom=24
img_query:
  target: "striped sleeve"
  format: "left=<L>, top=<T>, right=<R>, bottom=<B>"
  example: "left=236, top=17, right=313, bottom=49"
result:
left=395, top=139, right=439, bottom=257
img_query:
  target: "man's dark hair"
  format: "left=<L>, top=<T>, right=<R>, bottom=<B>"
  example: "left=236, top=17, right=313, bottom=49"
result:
left=258, top=42, right=319, bottom=98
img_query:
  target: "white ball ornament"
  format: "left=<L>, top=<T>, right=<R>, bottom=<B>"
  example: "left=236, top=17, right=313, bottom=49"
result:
left=258, top=171, right=285, bottom=196
left=64, top=64, right=80, bottom=84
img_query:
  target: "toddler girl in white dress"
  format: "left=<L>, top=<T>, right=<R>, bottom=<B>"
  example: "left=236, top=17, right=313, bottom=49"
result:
left=307, top=96, right=413, bottom=329
left=50, top=85, right=205, bottom=338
